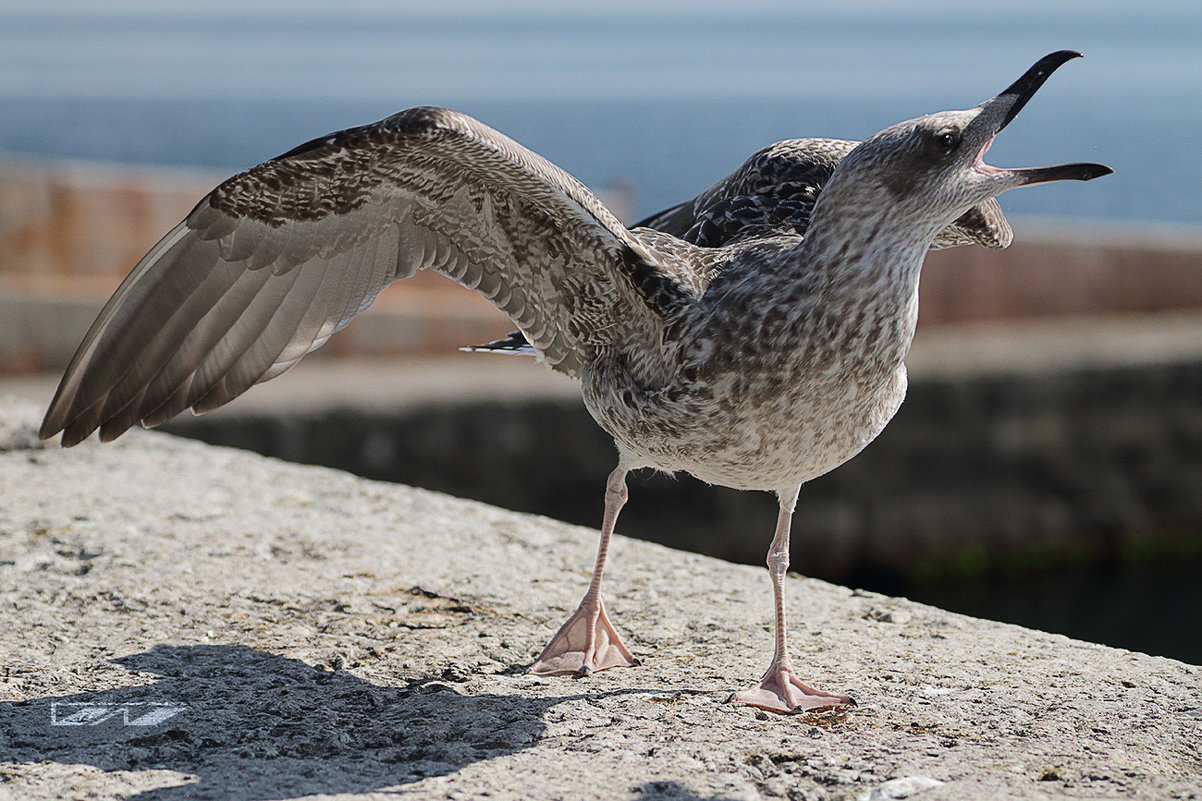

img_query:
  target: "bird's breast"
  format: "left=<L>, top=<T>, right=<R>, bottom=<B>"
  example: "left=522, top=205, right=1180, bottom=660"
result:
left=581, top=337, right=909, bottom=491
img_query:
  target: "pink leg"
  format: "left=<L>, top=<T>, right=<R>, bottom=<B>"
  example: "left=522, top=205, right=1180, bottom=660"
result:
left=530, top=465, right=639, bottom=675
left=732, top=486, right=854, bottom=713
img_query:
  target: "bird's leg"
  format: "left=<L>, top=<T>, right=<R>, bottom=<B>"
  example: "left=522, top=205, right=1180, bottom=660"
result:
left=732, top=486, right=854, bottom=713
left=530, top=465, right=639, bottom=676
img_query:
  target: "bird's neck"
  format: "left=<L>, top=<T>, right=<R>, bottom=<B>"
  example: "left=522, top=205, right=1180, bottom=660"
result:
left=798, top=185, right=943, bottom=297
left=764, top=195, right=941, bottom=373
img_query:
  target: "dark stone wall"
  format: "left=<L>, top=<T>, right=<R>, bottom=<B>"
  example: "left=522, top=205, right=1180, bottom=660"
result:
left=163, top=358, right=1202, bottom=587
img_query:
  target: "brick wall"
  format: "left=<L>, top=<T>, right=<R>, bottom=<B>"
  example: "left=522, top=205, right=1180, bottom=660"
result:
left=3, top=156, right=1201, bottom=371
left=0, top=156, right=507, bottom=370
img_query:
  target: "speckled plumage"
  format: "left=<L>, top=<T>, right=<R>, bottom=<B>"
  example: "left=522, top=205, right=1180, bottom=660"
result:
left=636, top=137, right=1014, bottom=251
left=41, top=52, right=1109, bottom=712
left=470, top=135, right=1013, bottom=362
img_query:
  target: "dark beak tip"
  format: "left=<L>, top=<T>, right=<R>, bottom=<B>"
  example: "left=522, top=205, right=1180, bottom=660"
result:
left=1020, top=51, right=1085, bottom=88
left=1051, top=49, right=1085, bottom=64
left=996, top=50, right=1089, bottom=132
left=1083, top=164, right=1114, bottom=181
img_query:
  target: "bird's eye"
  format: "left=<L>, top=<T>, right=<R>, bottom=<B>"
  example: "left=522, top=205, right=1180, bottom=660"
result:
left=933, top=131, right=960, bottom=155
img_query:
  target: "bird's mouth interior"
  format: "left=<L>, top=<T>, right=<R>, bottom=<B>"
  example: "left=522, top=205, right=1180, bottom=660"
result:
left=973, top=136, right=1004, bottom=175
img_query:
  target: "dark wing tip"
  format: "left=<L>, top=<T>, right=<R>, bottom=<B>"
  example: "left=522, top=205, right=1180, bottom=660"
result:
left=39, top=390, right=78, bottom=443
left=37, top=418, right=61, bottom=443
left=57, top=423, right=89, bottom=448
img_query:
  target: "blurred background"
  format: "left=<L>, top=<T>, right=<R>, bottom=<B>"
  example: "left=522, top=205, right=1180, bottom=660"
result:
left=1, top=1, right=1200, bottom=662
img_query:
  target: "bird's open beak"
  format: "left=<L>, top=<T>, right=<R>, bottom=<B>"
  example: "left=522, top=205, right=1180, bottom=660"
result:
left=971, top=51, right=1113, bottom=186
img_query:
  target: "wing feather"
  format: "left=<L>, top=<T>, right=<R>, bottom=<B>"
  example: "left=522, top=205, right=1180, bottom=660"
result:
left=42, top=107, right=691, bottom=445
left=637, top=138, right=1012, bottom=250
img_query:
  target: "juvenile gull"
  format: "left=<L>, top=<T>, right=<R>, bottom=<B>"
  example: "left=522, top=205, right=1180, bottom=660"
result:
left=40, top=51, right=1110, bottom=713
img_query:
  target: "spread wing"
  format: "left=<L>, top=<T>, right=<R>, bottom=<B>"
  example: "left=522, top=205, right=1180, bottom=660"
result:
left=41, top=107, right=693, bottom=446
left=638, top=138, right=1013, bottom=250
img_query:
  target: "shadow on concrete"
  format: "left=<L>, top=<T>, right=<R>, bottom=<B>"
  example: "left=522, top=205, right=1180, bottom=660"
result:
left=633, top=781, right=746, bottom=801
left=0, top=643, right=608, bottom=800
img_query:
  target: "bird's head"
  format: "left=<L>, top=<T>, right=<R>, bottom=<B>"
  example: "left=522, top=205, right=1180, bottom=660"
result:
left=820, top=51, right=1112, bottom=240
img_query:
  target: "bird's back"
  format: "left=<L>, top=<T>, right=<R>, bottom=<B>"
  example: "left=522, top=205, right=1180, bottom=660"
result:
left=637, top=138, right=1012, bottom=251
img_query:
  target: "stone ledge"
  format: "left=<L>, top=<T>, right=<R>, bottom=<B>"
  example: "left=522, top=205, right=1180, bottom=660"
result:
left=1, top=398, right=1198, bottom=801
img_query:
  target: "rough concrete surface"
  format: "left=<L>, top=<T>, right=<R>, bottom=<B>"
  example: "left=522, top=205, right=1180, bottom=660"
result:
left=1, top=397, right=1199, bottom=801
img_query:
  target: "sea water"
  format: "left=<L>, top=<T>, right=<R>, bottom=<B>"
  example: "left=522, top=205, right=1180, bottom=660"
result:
left=0, top=0, right=1199, bottom=224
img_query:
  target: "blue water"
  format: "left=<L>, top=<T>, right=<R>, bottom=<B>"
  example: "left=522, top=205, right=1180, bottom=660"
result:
left=1, top=1, right=1199, bottom=224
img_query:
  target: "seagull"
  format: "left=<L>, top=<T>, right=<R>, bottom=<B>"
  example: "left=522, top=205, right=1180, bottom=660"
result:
left=40, top=51, right=1109, bottom=713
